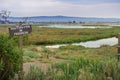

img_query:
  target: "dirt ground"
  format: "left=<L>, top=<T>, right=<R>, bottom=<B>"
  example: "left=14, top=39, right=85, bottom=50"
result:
left=23, top=57, right=65, bottom=74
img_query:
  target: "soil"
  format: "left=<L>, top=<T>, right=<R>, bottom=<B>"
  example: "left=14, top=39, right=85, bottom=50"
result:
left=23, top=57, right=65, bottom=74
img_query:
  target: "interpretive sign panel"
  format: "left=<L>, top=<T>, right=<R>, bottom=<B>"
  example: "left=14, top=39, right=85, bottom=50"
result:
left=9, top=25, right=32, bottom=36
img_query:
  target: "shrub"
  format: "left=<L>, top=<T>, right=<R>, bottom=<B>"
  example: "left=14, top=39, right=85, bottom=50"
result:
left=0, top=34, right=20, bottom=80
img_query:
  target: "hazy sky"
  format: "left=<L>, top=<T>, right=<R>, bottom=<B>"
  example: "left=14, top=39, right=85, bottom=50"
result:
left=0, top=0, right=120, bottom=18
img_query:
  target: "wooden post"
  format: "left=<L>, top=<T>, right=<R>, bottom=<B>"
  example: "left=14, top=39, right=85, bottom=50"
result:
left=117, top=33, right=120, bottom=60
left=18, top=22, right=24, bottom=80
left=18, top=35, right=23, bottom=80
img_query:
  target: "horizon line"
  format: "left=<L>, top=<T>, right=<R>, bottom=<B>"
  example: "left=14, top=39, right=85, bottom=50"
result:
left=9, top=15, right=120, bottom=19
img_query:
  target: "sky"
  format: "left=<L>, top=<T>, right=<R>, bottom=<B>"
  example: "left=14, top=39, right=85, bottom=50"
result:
left=0, top=0, right=120, bottom=18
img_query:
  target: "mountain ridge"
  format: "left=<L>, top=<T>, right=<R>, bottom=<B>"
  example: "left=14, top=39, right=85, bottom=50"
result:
left=6, top=16, right=120, bottom=22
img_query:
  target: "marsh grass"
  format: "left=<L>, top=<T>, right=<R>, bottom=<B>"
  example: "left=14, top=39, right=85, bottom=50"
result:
left=29, top=27, right=120, bottom=45
left=0, top=23, right=120, bottom=80
left=25, top=56, right=120, bottom=80
left=59, top=45, right=86, bottom=50
left=23, top=45, right=117, bottom=62
left=0, top=24, right=120, bottom=45
left=23, top=50, right=39, bottom=58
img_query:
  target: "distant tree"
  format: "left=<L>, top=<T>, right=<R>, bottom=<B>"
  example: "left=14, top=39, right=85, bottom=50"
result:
left=0, top=10, right=11, bottom=24
left=73, top=21, right=76, bottom=23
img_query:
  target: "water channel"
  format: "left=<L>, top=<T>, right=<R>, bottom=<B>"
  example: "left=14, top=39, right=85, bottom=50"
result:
left=46, top=37, right=118, bottom=48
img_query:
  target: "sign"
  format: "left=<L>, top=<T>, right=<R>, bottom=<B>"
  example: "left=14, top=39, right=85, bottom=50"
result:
left=9, top=25, right=32, bottom=36
left=8, top=24, right=32, bottom=80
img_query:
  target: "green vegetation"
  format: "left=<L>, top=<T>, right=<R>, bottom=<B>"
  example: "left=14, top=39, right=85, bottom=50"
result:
left=23, top=43, right=118, bottom=80
left=59, top=45, right=86, bottom=50
left=23, top=50, right=40, bottom=62
left=25, top=66, right=45, bottom=80
left=0, top=34, right=20, bottom=80
left=23, top=46, right=53, bottom=62
left=0, top=24, right=120, bottom=45
left=23, top=45, right=116, bottom=62
left=24, top=50, right=39, bottom=58
left=25, top=56, right=120, bottom=80
left=29, top=27, right=120, bottom=45
left=0, top=23, right=120, bottom=80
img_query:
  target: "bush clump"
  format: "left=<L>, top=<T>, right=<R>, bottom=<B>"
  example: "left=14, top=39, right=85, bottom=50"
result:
left=0, top=35, right=20, bottom=80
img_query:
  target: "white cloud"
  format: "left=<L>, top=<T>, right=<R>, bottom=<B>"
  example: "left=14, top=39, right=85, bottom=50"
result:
left=0, top=0, right=120, bottom=18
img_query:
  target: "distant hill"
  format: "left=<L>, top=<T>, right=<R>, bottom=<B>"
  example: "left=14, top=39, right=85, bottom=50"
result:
left=5, top=16, right=120, bottom=23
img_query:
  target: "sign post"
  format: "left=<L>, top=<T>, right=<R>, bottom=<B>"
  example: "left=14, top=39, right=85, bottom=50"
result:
left=9, top=25, right=32, bottom=36
left=9, top=23, right=32, bottom=80
left=18, top=33, right=23, bottom=80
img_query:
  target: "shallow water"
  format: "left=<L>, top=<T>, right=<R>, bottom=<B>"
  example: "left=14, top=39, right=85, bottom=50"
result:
left=38, top=25, right=112, bottom=28
left=46, top=37, right=118, bottom=48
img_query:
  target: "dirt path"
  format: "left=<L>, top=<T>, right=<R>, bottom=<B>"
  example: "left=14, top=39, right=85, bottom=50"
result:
left=23, top=57, right=65, bottom=74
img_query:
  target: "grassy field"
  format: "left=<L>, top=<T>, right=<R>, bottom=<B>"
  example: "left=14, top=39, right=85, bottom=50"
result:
left=29, top=27, right=120, bottom=45
left=23, top=45, right=117, bottom=62
left=0, top=23, right=120, bottom=45
left=23, top=23, right=120, bottom=80
left=23, top=45, right=119, bottom=80
left=0, top=23, right=120, bottom=80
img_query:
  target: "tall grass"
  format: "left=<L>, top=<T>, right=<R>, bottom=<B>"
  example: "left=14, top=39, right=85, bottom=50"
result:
left=25, top=56, right=120, bottom=80
left=25, top=66, right=45, bottom=80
